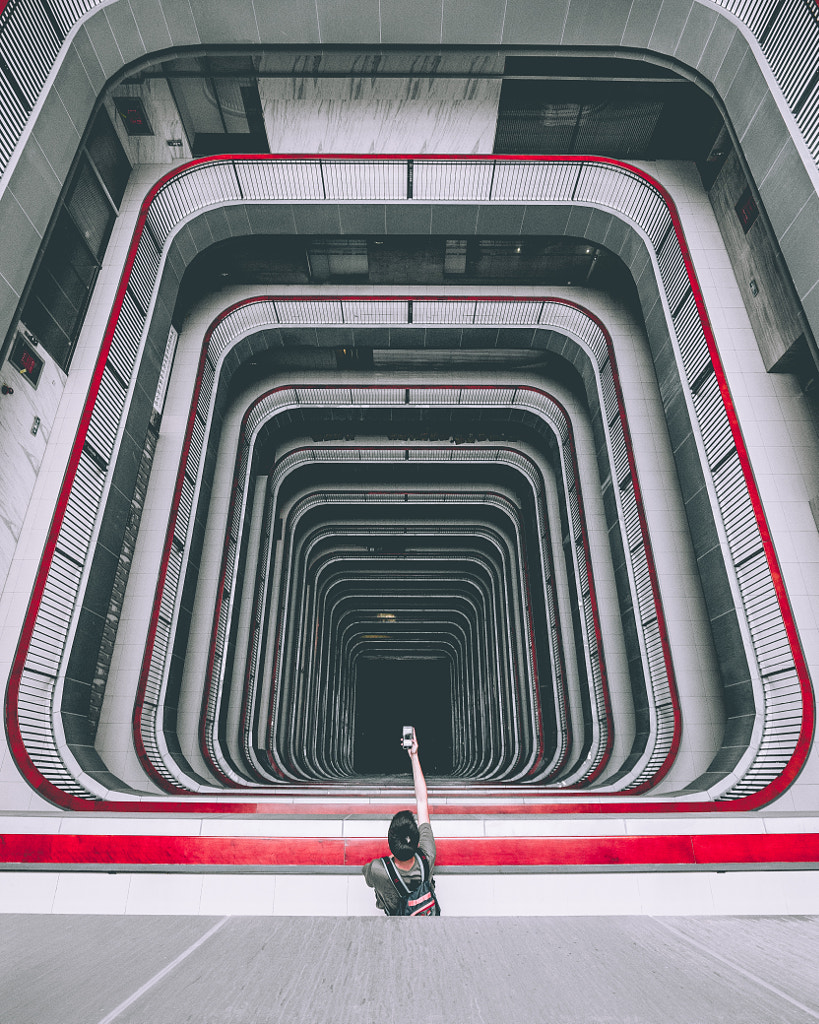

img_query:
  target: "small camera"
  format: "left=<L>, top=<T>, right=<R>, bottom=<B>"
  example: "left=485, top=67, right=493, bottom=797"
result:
left=401, top=725, right=414, bottom=749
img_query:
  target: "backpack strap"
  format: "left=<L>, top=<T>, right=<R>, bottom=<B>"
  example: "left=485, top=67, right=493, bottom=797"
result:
left=382, top=853, right=425, bottom=895
left=382, top=855, right=411, bottom=895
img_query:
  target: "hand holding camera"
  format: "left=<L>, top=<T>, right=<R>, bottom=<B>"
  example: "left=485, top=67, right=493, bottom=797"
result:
left=401, top=725, right=418, bottom=756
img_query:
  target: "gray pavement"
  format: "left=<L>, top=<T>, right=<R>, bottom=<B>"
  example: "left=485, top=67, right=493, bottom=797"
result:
left=2, top=915, right=819, bottom=1023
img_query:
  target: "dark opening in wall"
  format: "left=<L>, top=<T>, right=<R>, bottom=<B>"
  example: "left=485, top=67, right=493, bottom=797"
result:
left=354, top=658, right=453, bottom=776
left=494, top=75, right=722, bottom=160
left=168, top=75, right=268, bottom=156
left=11, top=108, right=130, bottom=371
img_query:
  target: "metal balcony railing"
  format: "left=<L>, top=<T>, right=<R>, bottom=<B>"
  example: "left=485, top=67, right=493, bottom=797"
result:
left=6, top=156, right=810, bottom=810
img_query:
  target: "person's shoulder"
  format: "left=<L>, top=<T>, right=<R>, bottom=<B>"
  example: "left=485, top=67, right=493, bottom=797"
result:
left=363, top=855, right=389, bottom=884
left=417, top=821, right=436, bottom=860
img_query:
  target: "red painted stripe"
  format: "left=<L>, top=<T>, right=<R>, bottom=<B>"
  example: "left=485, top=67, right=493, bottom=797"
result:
left=3, top=156, right=811, bottom=814
left=0, top=832, right=817, bottom=868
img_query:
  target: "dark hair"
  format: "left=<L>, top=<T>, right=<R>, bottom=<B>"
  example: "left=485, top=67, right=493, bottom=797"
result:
left=388, top=810, right=419, bottom=860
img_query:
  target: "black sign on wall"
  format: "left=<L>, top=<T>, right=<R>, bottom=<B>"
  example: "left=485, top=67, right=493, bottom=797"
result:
left=735, top=188, right=759, bottom=234
left=114, top=96, right=154, bottom=136
left=9, top=333, right=44, bottom=387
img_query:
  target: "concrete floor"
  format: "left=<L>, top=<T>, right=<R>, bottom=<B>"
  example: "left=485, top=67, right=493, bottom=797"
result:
left=2, top=915, right=819, bottom=1023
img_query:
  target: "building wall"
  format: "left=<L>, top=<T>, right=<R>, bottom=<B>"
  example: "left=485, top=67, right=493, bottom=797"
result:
left=0, top=1, right=818, bottom=837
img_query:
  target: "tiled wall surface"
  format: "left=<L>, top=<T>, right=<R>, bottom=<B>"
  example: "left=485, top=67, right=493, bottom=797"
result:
left=1, top=867, right=818, bottom=916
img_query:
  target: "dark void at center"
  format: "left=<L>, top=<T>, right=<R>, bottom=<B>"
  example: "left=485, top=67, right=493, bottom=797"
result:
left=354, top=658, right=453, bottom=776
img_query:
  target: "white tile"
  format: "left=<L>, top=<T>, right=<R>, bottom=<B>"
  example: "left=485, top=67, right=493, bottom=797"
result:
left=347, top=875, right=383, bottom=915
left=341, top=819, right=392, bottom=838
left=624, top=817, right=764, bottom=836
left=57, top=818, right=202, bottom=837
left=271, top=874, right=349, bottom=915
left=484, top=818, right=628, bottom=837
left=0, top=871, right=59, bottom=912
left=0, top=815, right=62, bottom=833
left=0, top=782, right=42, bottom=812
left=490, top=874, right=565, bottom=916
left=437, top=873, right=501, bottom=915
left=779, top=871, right=819, bottom=914
left=201, top=818, right=343, bottom=838
left=52, top=872, right=131, bottom=914
left=762, top=817, right=819, bottom=833
left=637, top=872, right=715, bottom=915
left=549, top=873, right=644, bottom=915
left=125, top=873, right=204, bottom=915
left=709, top=872, right=788, bottom=915
left=199, top=874, right=277, bottom=915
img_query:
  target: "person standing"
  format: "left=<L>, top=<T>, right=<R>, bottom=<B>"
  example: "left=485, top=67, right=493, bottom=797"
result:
left=362, top=727, right=438, bottom=915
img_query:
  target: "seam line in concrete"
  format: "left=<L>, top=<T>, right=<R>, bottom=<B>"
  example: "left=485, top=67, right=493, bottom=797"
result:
left=94, top=915, right=230, bottom=1024
left=651, top=917, right=819, bottom=1021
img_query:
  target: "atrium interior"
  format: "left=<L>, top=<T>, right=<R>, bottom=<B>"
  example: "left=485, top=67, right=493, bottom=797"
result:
left=1, top=5, right=819, bottom=1010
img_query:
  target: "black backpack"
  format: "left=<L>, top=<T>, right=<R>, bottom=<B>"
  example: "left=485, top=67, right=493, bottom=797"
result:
left=382, top=849, right=441, bottom=916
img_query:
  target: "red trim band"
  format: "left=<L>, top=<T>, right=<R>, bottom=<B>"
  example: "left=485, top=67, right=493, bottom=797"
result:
left=1, top=832, right=817, bottom=868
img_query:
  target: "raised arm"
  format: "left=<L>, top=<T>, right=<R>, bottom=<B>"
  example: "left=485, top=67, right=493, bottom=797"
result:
left=408, top=727, right=429, bottom=824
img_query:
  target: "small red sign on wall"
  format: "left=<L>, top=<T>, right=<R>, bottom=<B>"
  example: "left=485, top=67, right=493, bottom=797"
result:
left=114, top=96, right=154, bottom=136
left=10, top=333, right=44, bottom=387
left=735, top=188, right=759, bottom=234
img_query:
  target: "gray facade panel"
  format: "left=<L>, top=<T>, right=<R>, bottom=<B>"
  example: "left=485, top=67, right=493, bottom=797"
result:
left=338, top=205, right=388, bottom=236
left=82, top=8, right=130, bottom=79
left=0, top=272, right=20, bottom=331
left=739, top=91, right=792, bottom=191
left=672, top=4, right=719, bottom=69
left=380, top=0, right=443, bottom=45
left=29, top=92, right=83, bottom=183
left=779, top=192, right=819, bottom=303
left=204, top=206, right=237, bottom=246
left=648, top=0, right=696, bottom=56
left=712, top=30, right=748, bottom=100
left=128, top=0, right=175, bottom=54
left=802, top=279, right=819, bottom=329
left=248, top=205, right=299, bottom=236
left=222, top=205, right=254, bottom=240
left=724, top=51, right=770, bottom=142
left=757, top=137, right=818, bottom=240
left=0, top=195, right=42, bottom=299
left=500, top=0, right=571, bottom=44
left=694, top=14, right=738, bottom=85
left=562, top=0, right=633, bottom=47
left=315, top=0, right=381, bottom=44
left=103, top=3, right=149, bottom=65
left=186, top=212, right=217, bottom=253
left=5, top=141, right=62, bottom=238
left=443, top=0, right=506, bottom=44
left=187, top=0, right=261, bottom=44
left=292, top=205, right=344, bottom=235
left=564, top=205, right=594, bottom=239
left=620, top=0, right=665, bottom=50
left=475, top=205, right=526, bottom=236
left=51, top=43, right=99, bottom=129
left=385, top=205, right=434, bottom=235
left=251, top=0, right=321, bottom=44
left=70, top=26, right=108, bottom=94
left=520, top=206, right=572, bottom=238
left=429, top=205, right=480, bottom=236
left=157, top=0, right=202, bottom=45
